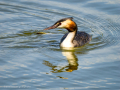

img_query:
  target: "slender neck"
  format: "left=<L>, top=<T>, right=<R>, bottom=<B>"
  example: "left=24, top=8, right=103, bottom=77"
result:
left=60, top=29, right=77, bottom=47
left=60, top=20, right=78, bottom=47
left=66, top=30, right=77, bottom=42
left=66, top=21, right=78, bottom=42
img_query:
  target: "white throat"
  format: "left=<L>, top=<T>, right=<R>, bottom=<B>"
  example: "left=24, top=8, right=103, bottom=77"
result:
left=60, top=31, right=76, bottom=48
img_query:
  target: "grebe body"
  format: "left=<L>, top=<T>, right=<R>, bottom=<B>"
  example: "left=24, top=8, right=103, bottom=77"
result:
left=60, top=31, right=91, bottom=47
left=44, top=17, right=91, bottom=48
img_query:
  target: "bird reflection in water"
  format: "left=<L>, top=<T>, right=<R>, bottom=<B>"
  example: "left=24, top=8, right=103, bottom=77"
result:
left=62, top=49, right=78, bottom=72
left=43, top=48, right=79, bottom=73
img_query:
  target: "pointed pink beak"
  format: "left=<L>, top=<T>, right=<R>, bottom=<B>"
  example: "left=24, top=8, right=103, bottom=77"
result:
left=44, top=24, right=58, bottom=30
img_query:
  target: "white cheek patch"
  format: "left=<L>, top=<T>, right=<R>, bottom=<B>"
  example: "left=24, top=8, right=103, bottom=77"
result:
left=57, top=20, right=71, bottom=29
left=58, top=23, right=66, bottom=28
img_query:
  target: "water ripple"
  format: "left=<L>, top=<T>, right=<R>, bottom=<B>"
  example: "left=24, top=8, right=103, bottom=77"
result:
left=0, top=0, right=120, bottom=90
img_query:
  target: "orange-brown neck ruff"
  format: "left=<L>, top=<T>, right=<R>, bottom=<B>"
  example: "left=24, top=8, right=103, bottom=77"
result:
left=64, top=19, right=78, bottom=32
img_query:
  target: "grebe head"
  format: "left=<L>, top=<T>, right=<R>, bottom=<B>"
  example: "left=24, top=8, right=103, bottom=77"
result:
left=44, top=17, right=77, bottom=32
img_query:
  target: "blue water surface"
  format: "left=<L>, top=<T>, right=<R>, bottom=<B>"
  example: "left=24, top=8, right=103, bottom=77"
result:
left=0, top=0, right=120, bottom=90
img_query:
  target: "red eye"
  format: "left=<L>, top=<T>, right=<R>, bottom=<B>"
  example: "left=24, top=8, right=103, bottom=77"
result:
left=59, top=22, right=61, bottom=25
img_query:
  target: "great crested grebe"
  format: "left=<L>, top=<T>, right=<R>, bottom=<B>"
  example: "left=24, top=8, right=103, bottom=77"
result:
left=44, top=17, right=91, bottom=48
